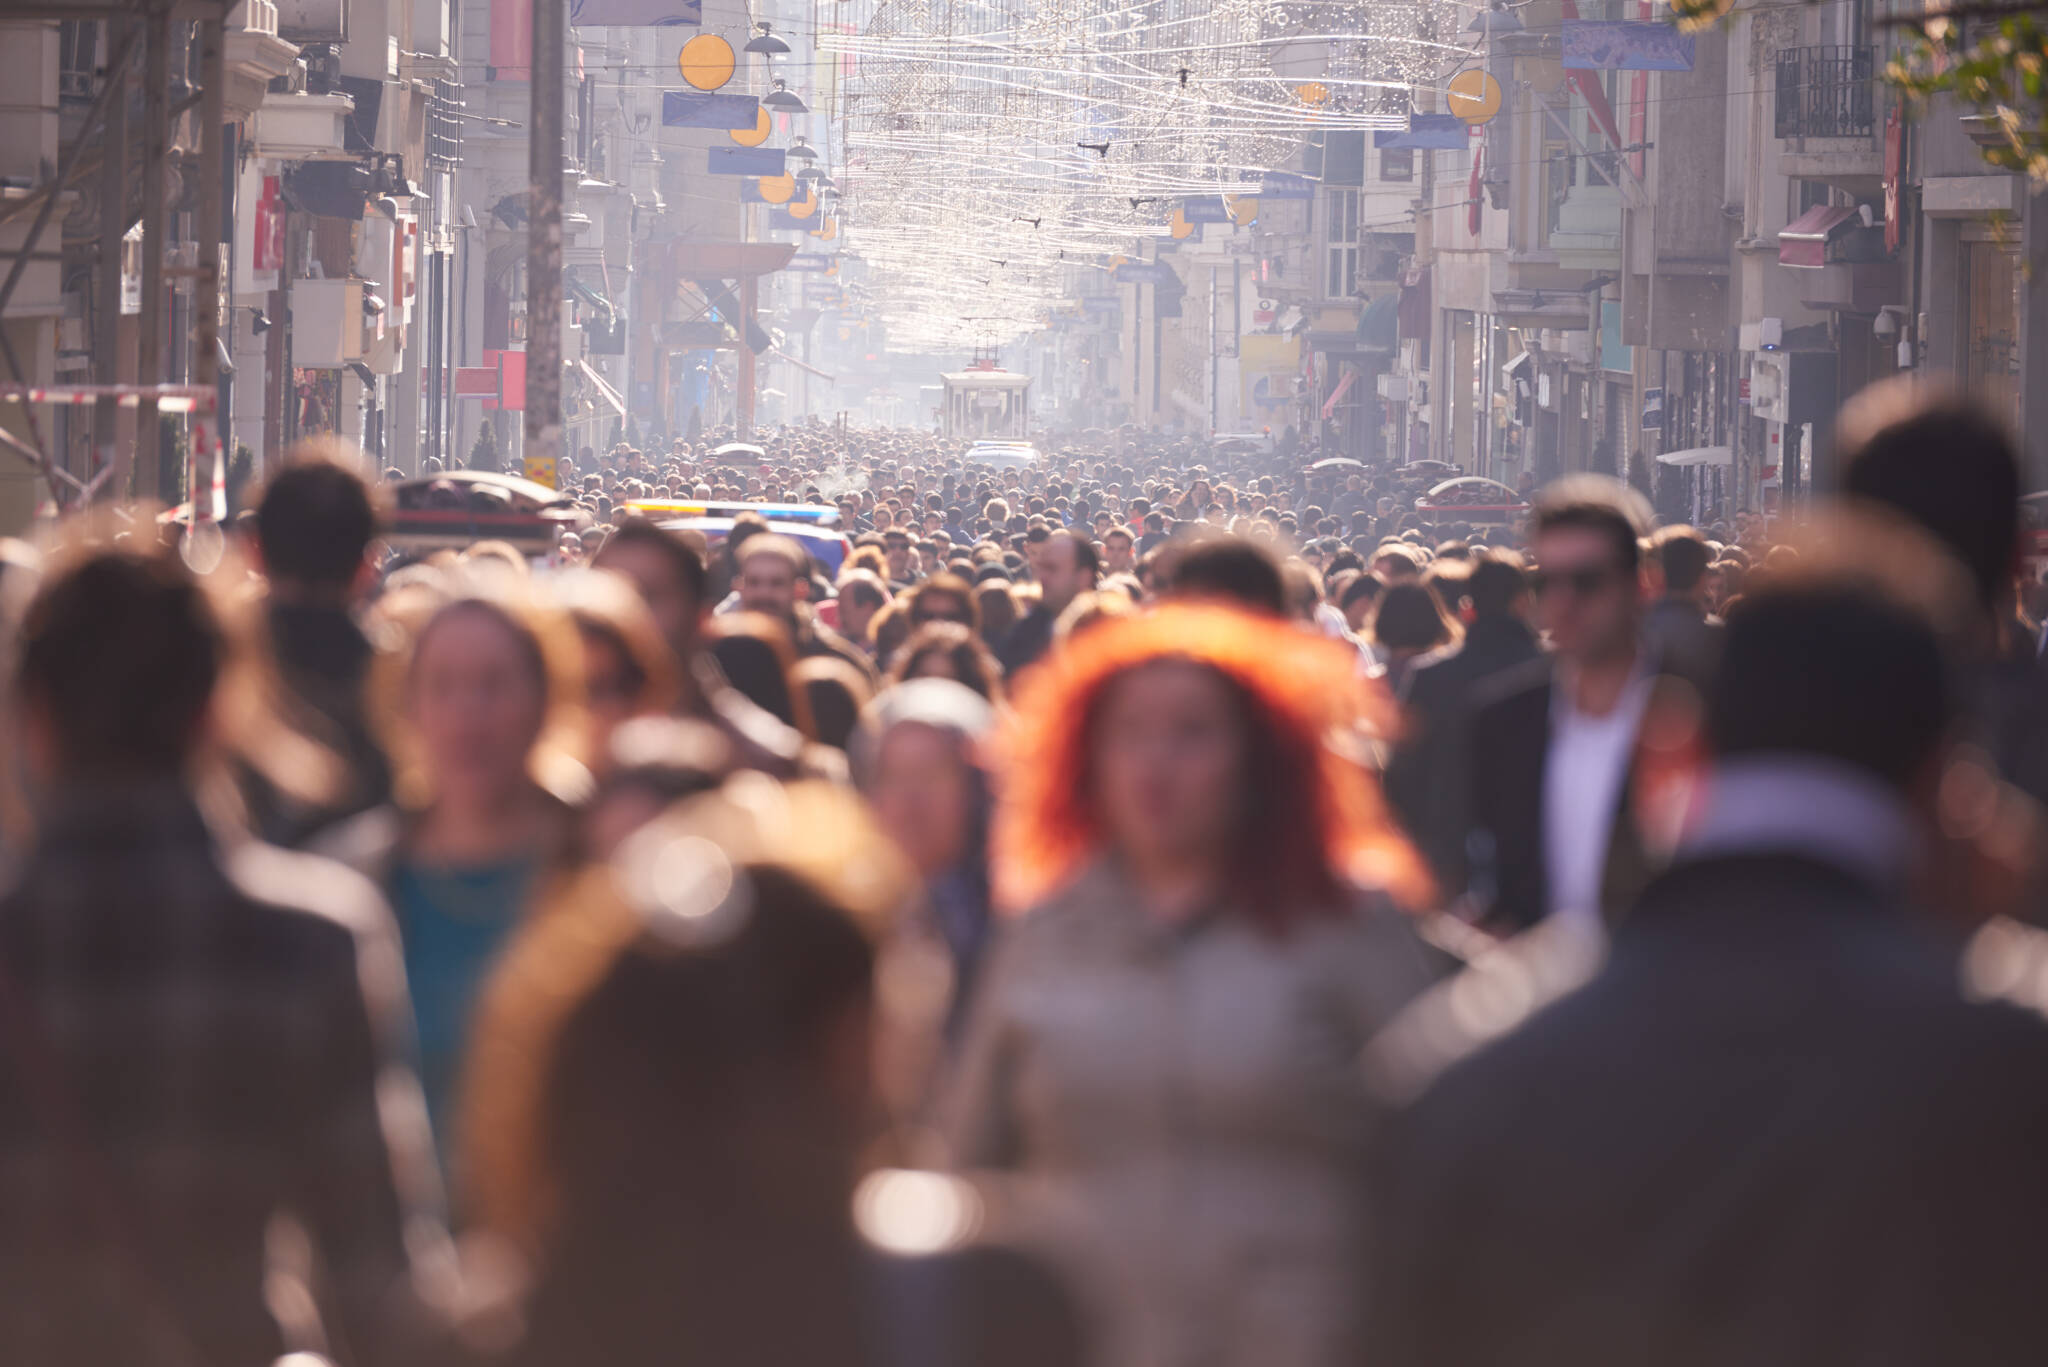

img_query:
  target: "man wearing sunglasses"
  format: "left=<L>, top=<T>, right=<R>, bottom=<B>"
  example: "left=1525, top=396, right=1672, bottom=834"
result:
left=1466, top=477, right=1656, bottom=934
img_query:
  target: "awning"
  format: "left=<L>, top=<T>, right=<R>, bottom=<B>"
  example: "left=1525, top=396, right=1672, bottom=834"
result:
left=1357, top=294, right=1398, bottom=352
left=1779, top=205, right=1857, bottom=269
left=575, top=359, right=625, bottom=418
left=1321, top=367, right=1358, bottom=420
left=767, top=348, right=837, bottom=382
left=1655, top=445, right=1732, bottom=467
left=1501, top=349, right=1534, bottom=380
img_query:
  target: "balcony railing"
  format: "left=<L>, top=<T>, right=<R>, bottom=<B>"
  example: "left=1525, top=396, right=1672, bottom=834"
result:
left=426, top=79, right=464, bottom=168
left=1776, top=45, right=1874, bottom=139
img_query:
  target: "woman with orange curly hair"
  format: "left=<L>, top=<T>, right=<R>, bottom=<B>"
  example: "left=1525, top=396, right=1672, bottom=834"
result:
left=942, top=602, right=1444, bottom=1367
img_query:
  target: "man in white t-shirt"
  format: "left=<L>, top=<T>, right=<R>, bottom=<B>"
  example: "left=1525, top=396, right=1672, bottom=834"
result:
left=1465, top=476, right=1655, bottom=932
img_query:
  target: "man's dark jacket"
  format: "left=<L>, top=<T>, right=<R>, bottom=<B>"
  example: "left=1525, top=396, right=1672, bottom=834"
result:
left=1367, top=852, right=2048, bottom=1367
left=1385, top=616, right=1541, bottom=893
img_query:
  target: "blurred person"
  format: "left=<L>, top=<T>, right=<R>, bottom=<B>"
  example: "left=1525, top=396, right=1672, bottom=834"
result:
left=593, top=519, right=813, bottom=778
left=580, top=717, right=735, bottom=860
left=835, top=569, right=892, bottom=651
left=975, top=577, right=1019, bottom=650
left=1168, top=535, right=1288, bottom=617
left=0, top=542, right=438, bottom=1367
left=1372, top=544, right=1423, bottom=582
left=945, top=606, right=1440, bottom=1367
left=1371, top=582, right=1461, bottom=698
left=1835, top=379, right=2048, bottom=809
left=1338, top=570, right=1384, bottom=637
left=735, top=534, right=879, bottom=685
left=1386, top=557, right=1541, bottom=891
left=458, top=787, right=1083, bottom=1367
left=852, top=680, right=1002, bottom=1044
left=249, top=445, right=393, bottom=844
left=905, top=572, right=980, bottom=633
left=1642, top=524, right=1723, bottom=692
left=707, top=613, right=817, bottom=740
left=891, top=622, right=1006, bottom=703
left=1053, top=587, right=1138, bottom=643
left=374, top=581, right=584, bottom=1153
left=1102, top=524, right=1137, bottom=576
left=1466, top=478, right=1656, bottom=932
left=793, top=654, right=875, bottom=752
left=997, top=530, right=1099, bottom=676
left=1365, top=515, right=2048, bottom=1367
left=869, top=598, right=915, bottom=672
left=555, top=569, right=679, bottom=772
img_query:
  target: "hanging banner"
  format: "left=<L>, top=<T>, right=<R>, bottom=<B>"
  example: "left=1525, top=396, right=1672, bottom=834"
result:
left=1082, top=294, right=1121, bottom=314
left=1181, top=197, right=1230, bottom=224
left=708, top=146, right=786, bottom=176
left=1254, top=171, right=1317, bottom=200
left=1115, top=262, right=1177, bottom=285
left=1561, top=21, right=1694, bottom=71
left=662, top=90, right=759, bottom=128
left=785, top=254, right=835, bottom=273
left=569, top=0, right=701, bottom=25
left=1375, top=113, right=1470, bottom=150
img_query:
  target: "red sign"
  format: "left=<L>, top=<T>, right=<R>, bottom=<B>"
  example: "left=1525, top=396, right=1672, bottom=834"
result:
left=253, top=175, right=285, bottom=274
left=454, top=366, right=500, bottom=397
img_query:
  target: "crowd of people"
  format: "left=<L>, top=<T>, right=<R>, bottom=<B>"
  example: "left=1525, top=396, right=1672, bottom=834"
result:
left=2, top=375, right=2047, bottom=1367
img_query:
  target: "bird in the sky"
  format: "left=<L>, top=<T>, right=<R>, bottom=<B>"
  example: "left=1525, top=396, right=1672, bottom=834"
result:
left=1128, top=197, right=1156, bottom=209
left=1078, top=141, right=1110, bottom=157
left=1178, top=67, right=1190, bottom=87
left=1014, top=216, right=1041, bottom=227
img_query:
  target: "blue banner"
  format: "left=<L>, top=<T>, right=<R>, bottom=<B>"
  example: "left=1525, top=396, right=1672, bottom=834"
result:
left=786, top=254, right=835, bottom=273
left=1562, top=21, right=1695, bottom=70
left=569, top=0, right=700, bottom=24
left=1374, top=113, right=1469, bottom=150
left=1082, top=294, right=1120, bottom=313
left=1181, top=197, right=1229, bottom=224
left=1115, top=262, right=1177, bottom=286
left=708, top=147, right=786, bottom=176
left=663, top=90, right=759, bottom=128
left=1254, top=171, right=1317, bottom=200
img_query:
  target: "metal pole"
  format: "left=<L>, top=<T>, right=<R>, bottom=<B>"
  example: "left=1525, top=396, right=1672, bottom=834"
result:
left=523, top=0, right=564, bottom=487
left=191, top=11, right=224, bottom=517
left=94, top=17, right=131, bottom=491
left=134, top=9, right=170, bottom=500
left=738, top=275, right=756, bottom=438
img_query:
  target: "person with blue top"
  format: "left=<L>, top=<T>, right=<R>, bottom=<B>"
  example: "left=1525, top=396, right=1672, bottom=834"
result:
left=375, top=572, right=583, bottom=1187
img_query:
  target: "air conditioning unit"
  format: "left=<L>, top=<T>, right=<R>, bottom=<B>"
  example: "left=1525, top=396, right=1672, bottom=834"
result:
left=1377, top=373, right=1410, bottom=401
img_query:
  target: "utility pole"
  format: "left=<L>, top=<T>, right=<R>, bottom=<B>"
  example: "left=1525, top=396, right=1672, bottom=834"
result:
left=191, top=12, right=224, bottom=516
left=94, top=17, right=130, bottom=492
left=134, top=9, right=169, bottom=500
left=524, top=0, right=564, bottom=487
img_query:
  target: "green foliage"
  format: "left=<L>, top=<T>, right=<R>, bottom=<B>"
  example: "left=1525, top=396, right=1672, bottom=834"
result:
left=1888, top=13, right=2048, bottom=182
left=468, top=419, right=501, bottom=472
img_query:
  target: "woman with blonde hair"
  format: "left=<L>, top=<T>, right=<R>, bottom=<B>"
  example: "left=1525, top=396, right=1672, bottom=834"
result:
left=944, top=605, right=1441, bottom=1367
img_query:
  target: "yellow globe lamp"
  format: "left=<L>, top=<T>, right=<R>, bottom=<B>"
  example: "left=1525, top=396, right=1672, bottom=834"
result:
left=757, top=173, right=796, bottom=204
left=679, top=34, right=736, bottom=92
left=1447, top=68, right=1503, bottom=125
left=729, top=105, right=772, bottom=146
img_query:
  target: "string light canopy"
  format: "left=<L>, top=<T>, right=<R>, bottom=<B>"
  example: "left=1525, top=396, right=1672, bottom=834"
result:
left=824, top=0, right=1468, bottom=349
